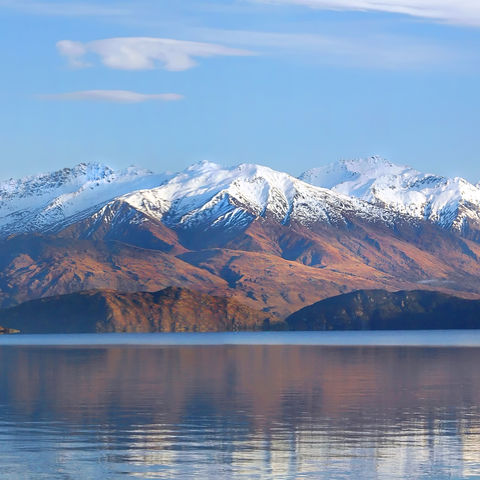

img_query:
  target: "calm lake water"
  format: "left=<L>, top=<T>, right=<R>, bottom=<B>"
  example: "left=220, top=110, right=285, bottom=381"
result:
left=1, top=331, right=480, bottom=479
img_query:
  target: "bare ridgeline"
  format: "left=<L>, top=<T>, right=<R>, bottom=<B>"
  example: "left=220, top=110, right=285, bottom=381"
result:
left=2, top=156, right=480, bottom=333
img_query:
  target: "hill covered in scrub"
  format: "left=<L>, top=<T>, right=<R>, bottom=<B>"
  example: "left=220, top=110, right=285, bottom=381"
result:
left=0, top=287, right=272, bottom=334
left=286, top=290, right=480, bottom=331
left=3, top=288, right=480, bottom=334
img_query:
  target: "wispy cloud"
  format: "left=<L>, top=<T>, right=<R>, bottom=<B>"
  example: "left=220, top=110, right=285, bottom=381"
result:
left=57, top=37, right=254, bottom=71
left=196, top=28, right=463, bottom=70
left=0, top=0, right=129, bottom=16
left=38, top=90, right=184, bottom=103
left=250, top=0, right=480, bottom=27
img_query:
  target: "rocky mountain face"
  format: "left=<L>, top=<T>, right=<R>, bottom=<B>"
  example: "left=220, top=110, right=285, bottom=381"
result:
left=4, top=157, right=480, bottom=244
left=1, top=158, right=480, bottom=325
left=0, top=160, right=400, bottom=240
left=286, top=290, right=480, bottom=331
left=0, top=287, right=271, bottom=334
left=300, top=156, right=480, bottom=240
left=0, top=162, right=167, bottom=237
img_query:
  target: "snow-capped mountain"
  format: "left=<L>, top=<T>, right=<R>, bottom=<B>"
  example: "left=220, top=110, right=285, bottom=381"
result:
left=2, top=158, right=480, bottom=318
left=89, top=160, right=394, bottom=235
left=0, top=163, right=169, bottom=236
left=0, top=160, right=401, bottom=239
left=3, top=157, right=480, bottom=242
left=300, top=156, right=480, bottom=235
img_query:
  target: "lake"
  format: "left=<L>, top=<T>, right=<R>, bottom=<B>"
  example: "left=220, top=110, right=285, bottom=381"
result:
left=1, top=331, right=480, bottom=479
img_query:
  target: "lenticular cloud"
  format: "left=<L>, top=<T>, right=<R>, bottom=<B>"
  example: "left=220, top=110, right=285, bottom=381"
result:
left=39, top=90, right=184, bottom=103
left=57, top=37, right=254, bottom=71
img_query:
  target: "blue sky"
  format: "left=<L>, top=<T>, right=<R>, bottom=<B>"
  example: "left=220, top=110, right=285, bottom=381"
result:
left=1, top=0, right=480, bottom=181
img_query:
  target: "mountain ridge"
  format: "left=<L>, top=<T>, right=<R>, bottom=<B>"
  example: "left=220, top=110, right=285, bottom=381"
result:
left=1, top=157, right=480, bottom=321
left=3, top=157, right=480, bottom=242
left=299, top=156, right=480, bottom=240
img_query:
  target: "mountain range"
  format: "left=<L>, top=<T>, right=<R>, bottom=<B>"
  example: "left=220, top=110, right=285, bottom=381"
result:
left=1, top=156, right=480, bottom=328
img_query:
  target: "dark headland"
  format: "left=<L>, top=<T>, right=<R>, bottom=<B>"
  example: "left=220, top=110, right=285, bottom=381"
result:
left=285, top=290, right=480, bottom=331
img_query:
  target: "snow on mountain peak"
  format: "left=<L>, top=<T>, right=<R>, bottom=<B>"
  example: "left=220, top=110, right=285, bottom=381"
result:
left=300, top=155, right=415, bottom=191
left=118, top=161, right=388, bottom=232
left=339, top=155, right=399, bottom=174
left=0, top=162, right=166, bottom=235
left=2, top=157, right=480, bottom=241
left=0, top=163, right=106, bottom=197
left=300, top=156, right=480, bottom=232
left=71, top=162, right=113, bottom=180
left=0, top=162, right=152, bottom=200
left=186, top=160, right=222, bottom=172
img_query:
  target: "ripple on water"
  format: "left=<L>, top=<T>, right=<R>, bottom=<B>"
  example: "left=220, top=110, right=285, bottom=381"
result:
left=1, top=336, right=480, bottom=479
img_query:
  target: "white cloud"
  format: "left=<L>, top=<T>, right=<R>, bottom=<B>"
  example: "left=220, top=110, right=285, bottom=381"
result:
left=196, top=28, right=462, bottom=70
left=38, top=90, right=184, bottom=103
left=251, top=0, right=480, bottom=27
left=56, top=40, right=90, bottom=68
left=57, top=37, right=254, bottom=71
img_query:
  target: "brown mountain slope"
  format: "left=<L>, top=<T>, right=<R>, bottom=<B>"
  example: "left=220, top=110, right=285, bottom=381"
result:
left=178, top=216, right=480, bottom=297
left=0, top=287, right=271, bottom=334
left=223, top=216, right=480, bottom=280
left=177, top=247, right=480, bottom=319
left=0, top=236, right=229, bottom=308
left=2, top=206, right=480, bottom=320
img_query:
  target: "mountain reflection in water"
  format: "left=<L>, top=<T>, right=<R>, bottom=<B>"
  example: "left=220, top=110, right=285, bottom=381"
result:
left=1, top=342, right=480, bottom=479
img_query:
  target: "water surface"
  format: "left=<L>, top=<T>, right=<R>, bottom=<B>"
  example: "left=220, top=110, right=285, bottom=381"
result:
left=1, top=331, right=480, bottom=479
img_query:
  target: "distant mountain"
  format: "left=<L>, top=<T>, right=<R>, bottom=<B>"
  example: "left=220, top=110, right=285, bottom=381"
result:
left=114, top=160, right=393, bottom=228
left=0, top=162, right=169, bottom=237
left=286, top=289, right=480, bottom=330
left=4, top=158, right=480, bottom=243
left=1, top=159, right=480, bottom=322
left=300, top=156, right=480, bottom=240
left=0, top=160, right=399, bottom=240
left=0, top=287, right=271, bottom=334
